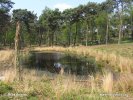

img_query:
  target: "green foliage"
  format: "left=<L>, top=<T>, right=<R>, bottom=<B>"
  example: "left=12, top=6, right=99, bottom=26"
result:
left=12, top=9, right=37, bottom=33
left=0, top=82, right=13, bottom=94
left=0, top=0, right=14, bottom=45
left=39, top=7, right=62, bottom=46
left=60, top=89, right=112, bottom=100
left=1, top=0, right=133, bottom=47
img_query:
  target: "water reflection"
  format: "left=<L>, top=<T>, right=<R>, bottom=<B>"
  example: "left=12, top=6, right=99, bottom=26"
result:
left=22, top=51, right=99, bottom=76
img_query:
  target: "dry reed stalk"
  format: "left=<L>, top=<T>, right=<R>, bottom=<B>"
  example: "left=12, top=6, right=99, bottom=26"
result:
left=103, top=72, right=113, bottom=93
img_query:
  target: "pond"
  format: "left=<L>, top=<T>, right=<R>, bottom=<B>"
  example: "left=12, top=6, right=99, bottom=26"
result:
left=21, top=51, right=101, bottom=76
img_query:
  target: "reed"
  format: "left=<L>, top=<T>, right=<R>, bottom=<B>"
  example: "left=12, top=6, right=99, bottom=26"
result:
left=0, top=67, right=132, bottom=99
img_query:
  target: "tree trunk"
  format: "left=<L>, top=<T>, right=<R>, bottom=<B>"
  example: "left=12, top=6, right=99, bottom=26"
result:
left=15, top=21, right=21, bottom=50
left=48, top=29, right=50, bottom=46
left=86, top=23, right=89, bottom=46
left=15, top=21, right=21, bottom=80
left=68, top=23, right=71, bottom=46
left=3, top=33, right=7, bottom=46
left=106, top=16, right=109, bottom=45
left=118, top=14, right=122, bottom=44
left=53, top=31, right=56, bottom=46
left=131, top=13, right=133, bottom=40
left=90, top=20, right=93, bottom=45
left=118, top=2, right=123, bottom=44
left=131, top=29, right=133, bottom=40
left=52, top=32, right=54, bottom=47
left=38, top=27, right=42, bottom=46
left=39, top=33, right=43, bottom=46
left=97, top=27, right=100, bottom=44
left=74, top=22, right=78, bottom=46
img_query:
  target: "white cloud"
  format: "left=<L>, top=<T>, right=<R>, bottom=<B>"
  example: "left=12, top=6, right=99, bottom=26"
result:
left=54, top=3, right=73, bottom=12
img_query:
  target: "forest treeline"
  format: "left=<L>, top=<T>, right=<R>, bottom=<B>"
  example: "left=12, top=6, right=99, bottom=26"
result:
left=1, top=0, right=133, bottom=48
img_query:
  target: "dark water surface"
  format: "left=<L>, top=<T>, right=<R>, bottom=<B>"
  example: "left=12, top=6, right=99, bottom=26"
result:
left=21, top=51, right=100, bottom=76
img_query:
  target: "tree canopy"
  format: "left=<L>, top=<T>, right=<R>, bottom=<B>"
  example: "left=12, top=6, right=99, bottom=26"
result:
left=1, top=0, right=133, bottom=47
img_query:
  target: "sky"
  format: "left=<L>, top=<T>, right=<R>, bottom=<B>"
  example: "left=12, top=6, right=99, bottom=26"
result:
left=11, top=0, right=105, bottom=17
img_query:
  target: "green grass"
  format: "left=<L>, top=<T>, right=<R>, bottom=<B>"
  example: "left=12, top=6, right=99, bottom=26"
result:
left=0, top=80, right=115, bottom=100
left=1, top=77, right=131, bottom=100
left=92, top=43, right=133, bottom=59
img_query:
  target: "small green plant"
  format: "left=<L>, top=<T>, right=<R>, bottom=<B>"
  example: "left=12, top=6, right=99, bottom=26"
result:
left=0, top=82, right=13, bottom=94
left=27, top=91, right=38, bottom=100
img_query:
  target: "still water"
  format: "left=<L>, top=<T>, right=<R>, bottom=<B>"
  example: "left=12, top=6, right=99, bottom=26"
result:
left=21, top=51, right=100, bottom=76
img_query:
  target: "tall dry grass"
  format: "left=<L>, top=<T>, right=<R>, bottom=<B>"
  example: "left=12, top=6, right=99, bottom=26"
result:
left=0, top=50, right=14, bottom=62
left=1, top=69, right=16, bottom=82
left=1, top=67, right=132, bottom=99
left=103, top=72, right=113, bottom=93
left=0, top=46, right=133, bottom=99
left=32, top=46, right=133, bottom=94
